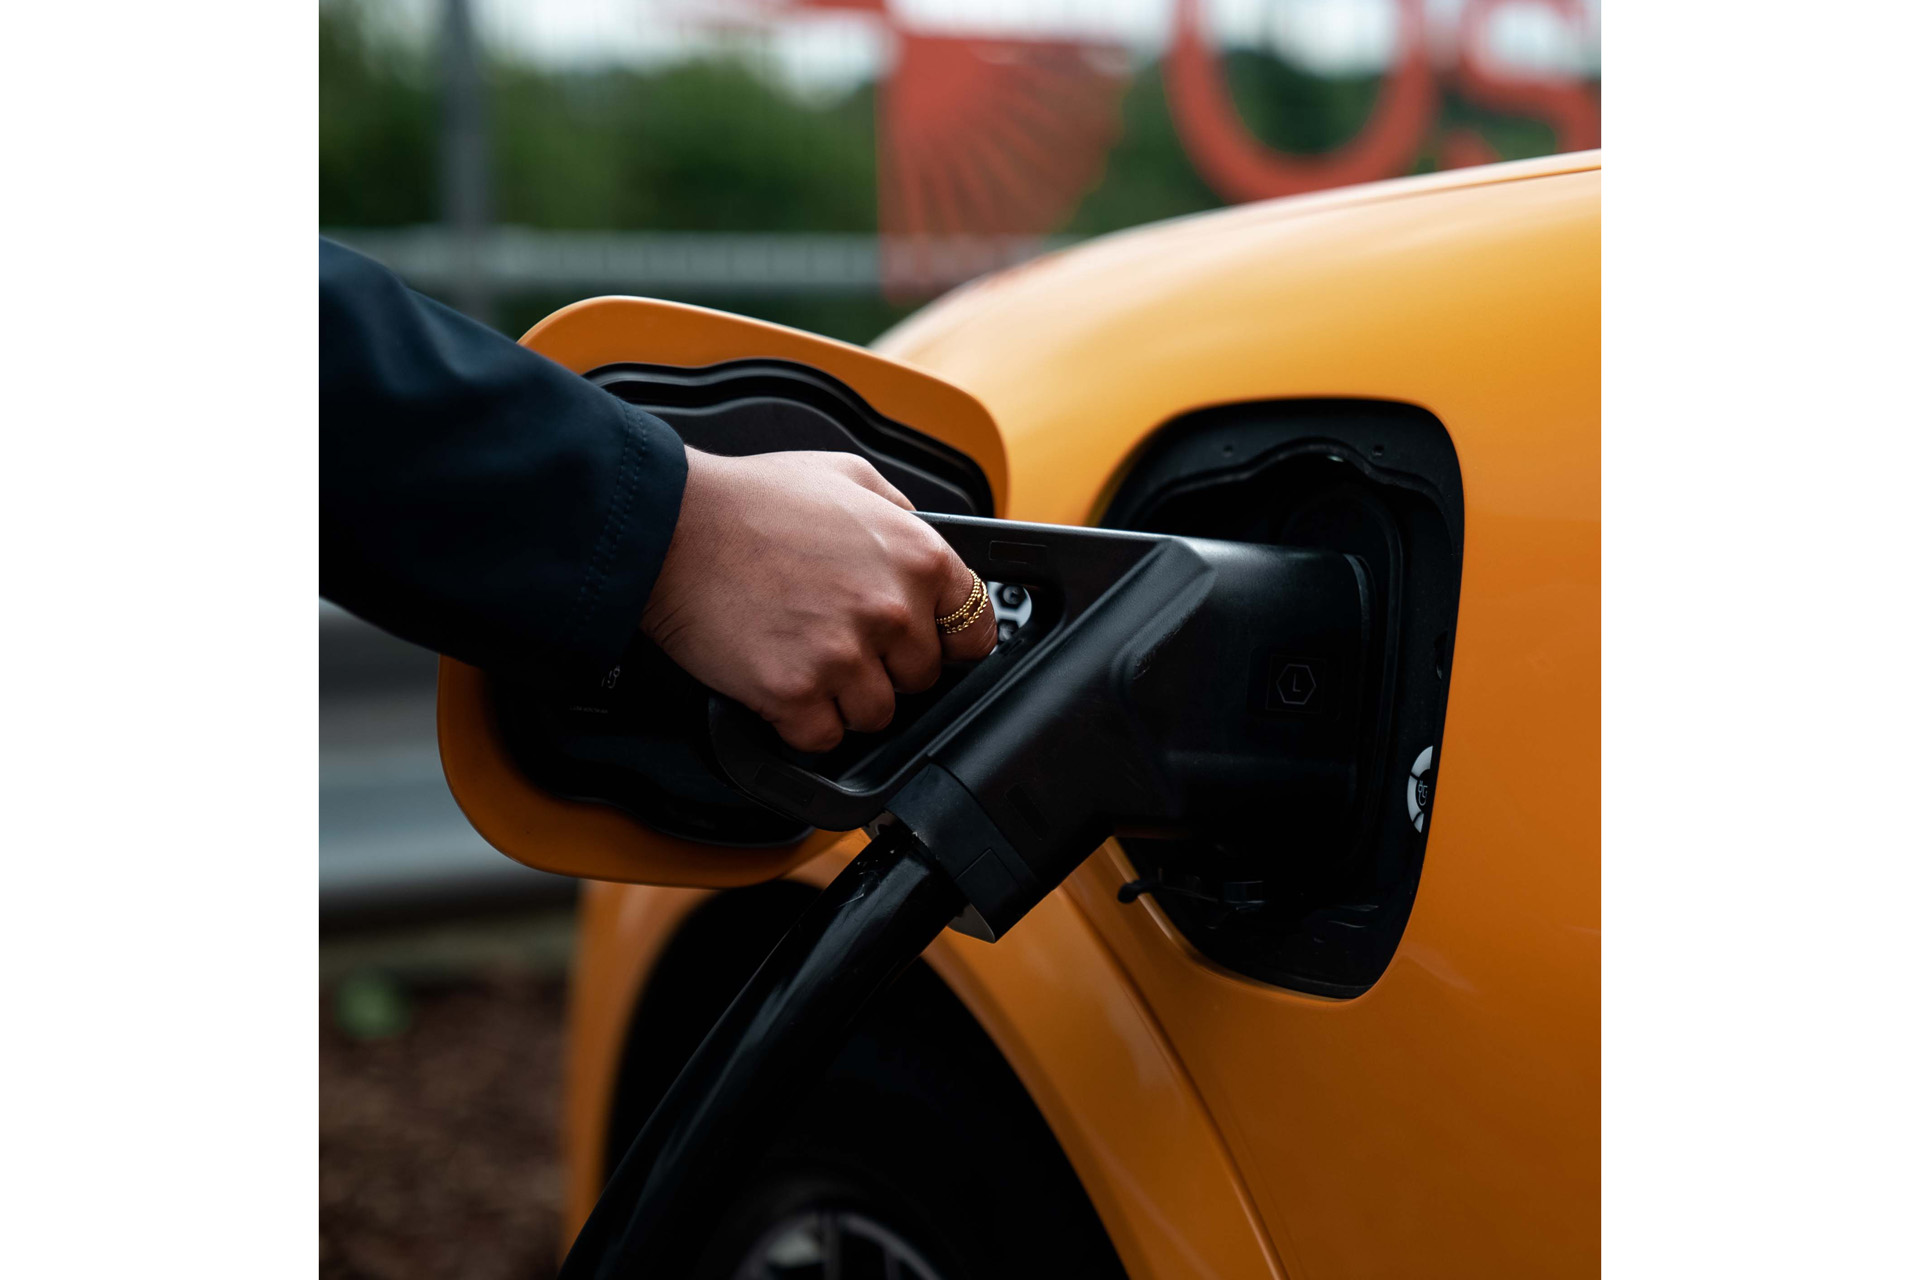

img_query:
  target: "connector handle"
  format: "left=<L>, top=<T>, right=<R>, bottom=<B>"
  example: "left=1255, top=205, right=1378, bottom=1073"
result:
left=706, top=514, right=1169, bottom=831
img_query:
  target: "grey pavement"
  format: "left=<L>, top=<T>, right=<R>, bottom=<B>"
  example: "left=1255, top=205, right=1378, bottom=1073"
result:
left=320, top=601, right=573, bottom=922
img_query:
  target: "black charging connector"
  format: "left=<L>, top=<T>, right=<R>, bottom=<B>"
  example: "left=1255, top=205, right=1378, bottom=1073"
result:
left=714, top=514, right=1373, bottom=941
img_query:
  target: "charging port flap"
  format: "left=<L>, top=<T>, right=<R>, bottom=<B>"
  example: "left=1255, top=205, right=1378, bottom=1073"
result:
left=437, top=297, right=1009, bottom=887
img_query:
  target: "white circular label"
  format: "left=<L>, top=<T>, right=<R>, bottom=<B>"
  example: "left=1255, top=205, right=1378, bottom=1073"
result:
left=1406, top=745, right=1434, bottom=833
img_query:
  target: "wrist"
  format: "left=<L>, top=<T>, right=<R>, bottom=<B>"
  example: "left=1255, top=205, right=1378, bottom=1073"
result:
left=640, top=449, right=719, bottom=642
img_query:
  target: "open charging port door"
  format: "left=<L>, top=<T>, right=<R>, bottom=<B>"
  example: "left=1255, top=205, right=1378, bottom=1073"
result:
left=436, top=297, right=1010, bottom=888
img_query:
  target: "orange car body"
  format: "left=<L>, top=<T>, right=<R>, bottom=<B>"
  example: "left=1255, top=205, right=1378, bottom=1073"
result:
left=447, top=151, right=1599, bottom=1278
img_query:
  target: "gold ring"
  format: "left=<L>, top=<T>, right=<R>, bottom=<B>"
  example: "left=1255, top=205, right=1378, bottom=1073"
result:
left=936, top=572, right=989, bottom=635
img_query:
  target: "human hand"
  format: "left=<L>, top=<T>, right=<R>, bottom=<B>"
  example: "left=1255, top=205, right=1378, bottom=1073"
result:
left=640, top=449, right=996, bottom=752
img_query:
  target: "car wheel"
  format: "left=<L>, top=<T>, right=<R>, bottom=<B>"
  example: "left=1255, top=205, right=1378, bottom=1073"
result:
left=707, top=1172, right=958, bottom=1280
left=686, top=963, right=1127, bottom=1280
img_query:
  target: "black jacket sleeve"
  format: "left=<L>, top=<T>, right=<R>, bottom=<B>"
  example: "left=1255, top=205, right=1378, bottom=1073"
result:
left=320, top=237, right=687, bottom=685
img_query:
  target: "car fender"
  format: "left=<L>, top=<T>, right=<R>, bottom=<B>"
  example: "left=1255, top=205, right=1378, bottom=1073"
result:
left=566, top=837, right=1288, bottom=1280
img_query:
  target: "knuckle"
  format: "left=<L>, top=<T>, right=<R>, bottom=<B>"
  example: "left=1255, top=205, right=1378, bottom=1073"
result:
left=906, top=533, right=951, bottom=580
left=762, top=667, right=820, bottom=709
left=828, top=452, right=877, bottom=484
left=820, top=638, right=867, bottom=676
left=870, top=596, right=916, bottom=635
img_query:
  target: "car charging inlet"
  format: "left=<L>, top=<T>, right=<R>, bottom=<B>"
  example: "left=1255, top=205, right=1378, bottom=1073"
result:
left=556, top=512, right=1383, bottom=1277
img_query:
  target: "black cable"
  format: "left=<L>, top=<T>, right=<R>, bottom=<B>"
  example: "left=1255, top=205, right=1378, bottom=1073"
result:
left=558, top=823, right=963, bottom=1279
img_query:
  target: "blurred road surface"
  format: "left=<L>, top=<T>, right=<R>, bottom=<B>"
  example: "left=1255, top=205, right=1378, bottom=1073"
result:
left=321, top=601, right=573, bottom=922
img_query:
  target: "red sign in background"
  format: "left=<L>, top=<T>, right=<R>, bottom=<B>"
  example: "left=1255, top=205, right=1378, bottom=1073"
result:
left=792, top=0, right=1597, bottom=285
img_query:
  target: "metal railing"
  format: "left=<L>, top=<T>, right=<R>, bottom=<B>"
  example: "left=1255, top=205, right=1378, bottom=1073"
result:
left=323, top=226, right=1080, bottom=297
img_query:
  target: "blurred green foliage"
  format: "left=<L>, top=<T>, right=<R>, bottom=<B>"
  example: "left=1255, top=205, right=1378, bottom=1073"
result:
left=1436, top=96, right=1561, bottom=169
left=321, top=1, right=883, bottom=234
left=492, top=64, right=882, bottom=232
left=333, top=969, right=412, bottom=1040
left=1063, top=62, right=1223, bottom=236
left=1223, top=50, right=1384, bottom=155
left=320, top=3, right=436, bottom=226
left=320, top=0, right=1574, bottom=342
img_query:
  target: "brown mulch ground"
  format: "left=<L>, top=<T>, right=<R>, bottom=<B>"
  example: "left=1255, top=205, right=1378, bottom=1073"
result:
left=320, top=974, right=569, bottom=1280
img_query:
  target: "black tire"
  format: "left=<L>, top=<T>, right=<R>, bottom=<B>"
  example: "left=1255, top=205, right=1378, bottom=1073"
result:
left=686, top=962, right=1128, bottom=1280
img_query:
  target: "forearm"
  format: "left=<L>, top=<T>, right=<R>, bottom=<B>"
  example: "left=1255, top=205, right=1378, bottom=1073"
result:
left=319, top=238, right=687, bottom=683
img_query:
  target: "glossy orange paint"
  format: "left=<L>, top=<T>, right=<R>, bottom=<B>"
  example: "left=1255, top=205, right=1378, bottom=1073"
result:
left=880, top=151, right=1601, bottom=1276
left=454, top=153, right=1598, bottom=1276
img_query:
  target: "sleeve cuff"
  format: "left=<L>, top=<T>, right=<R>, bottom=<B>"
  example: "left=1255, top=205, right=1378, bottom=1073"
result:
left=561, top=399, right=689, bottom=678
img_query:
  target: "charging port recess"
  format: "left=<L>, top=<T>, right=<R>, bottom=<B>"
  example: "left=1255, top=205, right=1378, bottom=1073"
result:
left=1103, top=399, right=1465, bottom=999
left=489, top=359, right=997, bottom=848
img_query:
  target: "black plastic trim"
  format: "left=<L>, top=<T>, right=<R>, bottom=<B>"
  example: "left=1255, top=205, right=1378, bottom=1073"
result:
left=1102, top=399, right=1465, bottom=998
left=492, top=358, right=996, bottom=847
left=590, top=358, right=995, bottom=519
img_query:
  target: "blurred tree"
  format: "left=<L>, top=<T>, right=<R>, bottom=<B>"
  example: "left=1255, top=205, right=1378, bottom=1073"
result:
left=1222, top=50, right=1385, bottom=155
left=1065, top=62, right=1224, bottom=236
left=1199, top=47, right=1568, bottom=178
left=492, top=62, right=881, bottom=232
left=319, top=1, right=1583, bottom=344
left=1434, top=93, right=1562, bottom=167
left=319, top=1, right=437, bottom=226
left=322, top=1, right=1577, bottom=238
